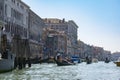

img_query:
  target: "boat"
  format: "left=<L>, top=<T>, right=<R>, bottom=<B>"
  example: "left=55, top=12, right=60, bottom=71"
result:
left=0, top=50, right=15, bottom=73
left=92, top=58, right=98, bottom=63
left=71, top=56, right=81, bottom=63
left=85, top=56, right=92, bottom=64
left=0, top=25, right=15, bottom=73
left=104, top=57, right=110, bottom=63
left=54, top=59, right=75, bottom=66
left=54, top=54, right=75, bottom=66
left=114, top=57, right=120, bottom=67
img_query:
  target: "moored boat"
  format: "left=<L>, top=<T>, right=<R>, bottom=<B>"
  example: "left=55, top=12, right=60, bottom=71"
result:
left=0, top=25, right=15, bottom=73
left=0, top=50, right=15, bottom=73
left=114, top=57, right=120, bottom=67
left=92, top=58, right=98, bottom=63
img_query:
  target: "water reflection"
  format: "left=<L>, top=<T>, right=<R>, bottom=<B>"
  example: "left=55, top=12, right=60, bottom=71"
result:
left=0, top=62, right=120, bottom=80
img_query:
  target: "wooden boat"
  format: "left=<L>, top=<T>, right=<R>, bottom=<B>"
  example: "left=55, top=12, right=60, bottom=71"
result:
left=86, top=56, right=92, bottom=64
left=54, top=59, right=75, bottom=66
left=104, top=58, right=110, bottom=63
left=0, top=50, right=15, bottom=73
left=105, top=60, right=110, bottom=63
left=54, top=53, right=75, bottom=66
left=114, top=57, right=120, bottom=67
left=114, top=62, right=120, bottom=66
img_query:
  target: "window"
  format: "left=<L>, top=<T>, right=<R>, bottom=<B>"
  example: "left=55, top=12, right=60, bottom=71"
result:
left=20, top=5, right=24, bottom=9
left=11, top=55, right=13, bottom=59
left=17, top=3, right=19, bottom=6
left=14, top=0, right=15, bottom=4
left=5, top=4, right=7, bottom=16
left=0, top=3, right=3, bottom=16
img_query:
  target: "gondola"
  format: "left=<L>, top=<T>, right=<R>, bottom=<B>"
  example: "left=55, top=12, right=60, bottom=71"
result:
left=104, top=58, right=110, bottom=63
left=54, top=58, right=75, bottom=66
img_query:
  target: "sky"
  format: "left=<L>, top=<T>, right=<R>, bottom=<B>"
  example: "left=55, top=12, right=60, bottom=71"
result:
left=23, top=0, right=120, bottom=53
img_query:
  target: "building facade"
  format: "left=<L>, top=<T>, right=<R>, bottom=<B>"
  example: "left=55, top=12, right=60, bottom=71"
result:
left=42, top=28, right=67, bottom=58
left=28, top=9, right=46, bottom=58
left=0, top=0, right=30, bottom=57
left=43, top=18, right=78, bottom=57
left=3, top=0, right=29, bottom=40
left=67, top=20, right=78, bottom=56
left=0, top=0, right=4, bottom=22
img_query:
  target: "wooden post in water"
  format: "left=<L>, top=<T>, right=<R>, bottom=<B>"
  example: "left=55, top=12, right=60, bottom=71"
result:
left=12, top=35, right=31, bottom=69
left=12, top=35, right=23, bottom=69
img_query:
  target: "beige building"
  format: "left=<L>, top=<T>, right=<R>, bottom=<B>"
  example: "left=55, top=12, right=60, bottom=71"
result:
left=28, top=9, right=46, bottom=58
left=42, top=28, right=67, bottom=58
left=43, top=18, right=78, bottom=57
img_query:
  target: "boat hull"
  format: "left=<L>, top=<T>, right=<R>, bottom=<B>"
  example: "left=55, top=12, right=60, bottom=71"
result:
left=0, top=59, right=14, bottom=73
left=114, top=62, right=120, bottom=66
left=55, top=59, right=74, bottom=66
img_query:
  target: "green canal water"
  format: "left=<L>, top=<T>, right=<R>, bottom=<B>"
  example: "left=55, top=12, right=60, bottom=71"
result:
left=0, top=62, right=120, bottom=80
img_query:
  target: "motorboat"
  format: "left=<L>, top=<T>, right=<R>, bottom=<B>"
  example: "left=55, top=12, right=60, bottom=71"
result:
left=71, top=56, right=81, bottom=64
left=92, top=58, right=98, bottom=63
left=0, top=50, right=15, bottom=73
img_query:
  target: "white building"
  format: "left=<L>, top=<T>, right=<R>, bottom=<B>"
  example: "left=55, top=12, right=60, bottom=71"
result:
left=1, top=0, right=29, bottom=42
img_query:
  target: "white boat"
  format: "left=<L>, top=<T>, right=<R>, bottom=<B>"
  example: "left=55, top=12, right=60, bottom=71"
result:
left=0, top=50, right=15, bottom=73
left=0, top=23, right=15, bottom=73
left=92, top=58, right=98, bottom=63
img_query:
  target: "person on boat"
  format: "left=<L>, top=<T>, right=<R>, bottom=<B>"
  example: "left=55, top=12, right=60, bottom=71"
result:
left=56, top=55, right=62, bottom=62
left=86, top=56, right=92, bottom=64
left=105, top=57, right=110, bottom=63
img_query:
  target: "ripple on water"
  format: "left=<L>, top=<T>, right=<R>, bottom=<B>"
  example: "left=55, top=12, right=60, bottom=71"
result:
left=0, top=62, right=120, bottom=80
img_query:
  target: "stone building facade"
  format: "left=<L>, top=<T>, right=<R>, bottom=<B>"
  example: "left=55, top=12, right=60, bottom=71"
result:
left=3, top=0, right=29, bottom=40
left=43, top=18, right=78, bottom=57
left=0, top=0, right=4, bottom=22
left=67, top=20, right=78, bottom=56
left=0, top=0, right=30, bottom=57
left=42, top=28, right=67, bottom=58
left=28, top=9, right=46, bottom=58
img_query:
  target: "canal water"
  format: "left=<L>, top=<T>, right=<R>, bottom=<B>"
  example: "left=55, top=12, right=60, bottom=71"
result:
left=0, top=62, right=120, bottom=80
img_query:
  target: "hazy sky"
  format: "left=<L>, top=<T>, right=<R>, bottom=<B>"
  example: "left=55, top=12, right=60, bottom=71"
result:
left=23, top=0, right=120, bottom=53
